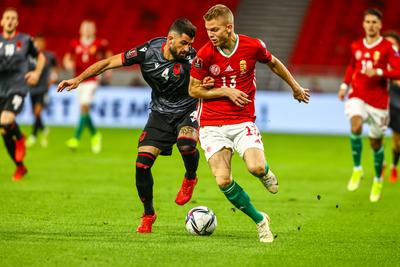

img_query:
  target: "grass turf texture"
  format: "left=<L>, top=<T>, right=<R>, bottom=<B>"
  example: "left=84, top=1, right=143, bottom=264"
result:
left=0, top=127, right=399, bottom=266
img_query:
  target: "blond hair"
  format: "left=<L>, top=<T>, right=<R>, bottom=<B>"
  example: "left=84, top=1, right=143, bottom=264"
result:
left=203, top=4, right=234, bottom=24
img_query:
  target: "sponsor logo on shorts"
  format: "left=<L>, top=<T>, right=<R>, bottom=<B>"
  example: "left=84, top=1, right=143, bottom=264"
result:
left=139, top=131, right=148, bottom=142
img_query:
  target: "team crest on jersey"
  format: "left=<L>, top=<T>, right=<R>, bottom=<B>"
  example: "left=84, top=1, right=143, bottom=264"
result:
left=364, top=52, right=370, bottom=58
left=193, top=57, right=203, bottom=69
left=89, top=45, right=97, bottom=55
left=240, top=60, right=247, bottom=74
left=16, top=40, right=22, bottom=51
left=373, top=51, right=380, bottom=63
left=209, top=64, right=220, bottom=75
left=173, top=63, right=181, bottom=76
left=126, top=48, right=137, bottom=59
left=355, top=50, right=362, bottom=60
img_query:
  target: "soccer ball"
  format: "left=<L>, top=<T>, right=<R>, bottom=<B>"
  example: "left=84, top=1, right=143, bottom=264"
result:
left=185, top=206, right=217, bottom=236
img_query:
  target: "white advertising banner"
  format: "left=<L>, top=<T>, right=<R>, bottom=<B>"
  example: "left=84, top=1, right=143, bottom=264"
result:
left=18, top=86, right=350, bottom=134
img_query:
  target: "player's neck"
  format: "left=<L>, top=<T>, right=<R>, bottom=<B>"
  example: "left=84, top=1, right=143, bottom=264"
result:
left=365, top=34, right=381, bottom=45
left=220, top=33, right=237, bottom=53
left=3, top=30, right=17, bottom=39
left=80, top=36, right=95, bottom=45
left=163, top=44, right=174, bottom=61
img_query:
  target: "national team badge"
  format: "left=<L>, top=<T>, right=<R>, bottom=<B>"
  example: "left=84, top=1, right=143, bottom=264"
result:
left=16, top=40, right=22, bottom=51
left=373, top=51, right=380, bottom=63
left=364, top=52, right=370, bottom=58
left=90, top=45, right=97, bottom=55
left=355, top=50, right=362, bottom=60
left=173, top=63, right=181, bottom=76
left=209, top=64, right=220, bottom=76
left=240, top=60, right=247, bottom=74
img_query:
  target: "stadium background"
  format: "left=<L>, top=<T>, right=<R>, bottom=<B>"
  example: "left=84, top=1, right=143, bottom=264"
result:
left=1, top=1, right=400, bottom=266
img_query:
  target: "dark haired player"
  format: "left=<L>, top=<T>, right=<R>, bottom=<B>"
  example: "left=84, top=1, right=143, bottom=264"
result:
left=58, top=18, right=213, bottom=233
left=0, top=7, right=45, bottom=180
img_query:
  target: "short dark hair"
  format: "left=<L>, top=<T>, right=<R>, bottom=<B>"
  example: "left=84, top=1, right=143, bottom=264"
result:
left=364, top=8, right=383, bottom=20
left=383, top=31, right=400, bottom=45
left=169, top=18, right=196, bottom=38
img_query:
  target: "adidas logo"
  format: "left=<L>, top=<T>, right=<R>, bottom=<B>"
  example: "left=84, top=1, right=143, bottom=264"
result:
left=225, top=65, right=234, bottom=72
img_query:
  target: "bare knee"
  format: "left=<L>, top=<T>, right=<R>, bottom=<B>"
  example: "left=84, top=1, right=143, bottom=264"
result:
left=350, top=116, right=363, bottom=134
left=247, top=164, right=266, bottom=177
left=215, top=175, right=232, bottom=188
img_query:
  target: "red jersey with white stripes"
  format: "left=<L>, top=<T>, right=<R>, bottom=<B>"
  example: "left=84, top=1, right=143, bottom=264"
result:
left=343, top=37, right=400, bottom=109
left=190, top=34, right=272, bottom=126
left=69, top=38, right=109, bottom=81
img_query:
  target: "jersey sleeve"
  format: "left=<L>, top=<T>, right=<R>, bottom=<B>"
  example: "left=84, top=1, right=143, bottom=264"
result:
left=190, top=48, right=209, bottom=81
left=27, top=37, right=39, bottom=58
left=256, top=39, right=272, bottom=64
left=121, top=42, right=149, bottom=66
left=382, top=45, right=400, bottom=79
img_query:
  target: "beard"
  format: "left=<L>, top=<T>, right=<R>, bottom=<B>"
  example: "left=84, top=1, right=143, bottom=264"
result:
left=169, top=46, right=186, bottom=61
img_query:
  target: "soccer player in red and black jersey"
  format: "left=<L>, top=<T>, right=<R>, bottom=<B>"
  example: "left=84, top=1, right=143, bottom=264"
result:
left=58, top=18, right=213, bottom=234
left=63, top=20, right=112, bottom=153
left=0, top=8, right=45, bottom=180
left=338, top=9, right=400, bottom=202
left=189, top=4, right=309, bottom=243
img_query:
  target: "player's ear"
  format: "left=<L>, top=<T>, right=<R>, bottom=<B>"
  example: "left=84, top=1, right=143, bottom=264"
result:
left=226, top=24, right=233, bottom=33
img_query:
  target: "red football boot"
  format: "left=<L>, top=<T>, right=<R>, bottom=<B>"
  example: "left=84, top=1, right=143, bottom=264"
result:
left=136, top=213, right=157, bottom=233
left=12, top=165, right=28, bottom=181
left=175, top=177, right=198, bottom=206
left=15, top=136, right=26, bottom=162
left=389, top=166, right=398, bottom=183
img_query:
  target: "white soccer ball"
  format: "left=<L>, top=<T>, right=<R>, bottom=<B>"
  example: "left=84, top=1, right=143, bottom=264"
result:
left=185, top=206, right=217, bottom=236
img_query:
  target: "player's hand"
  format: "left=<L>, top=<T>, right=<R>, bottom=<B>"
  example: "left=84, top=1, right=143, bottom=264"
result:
left=57, top=78, right=80, bottom=92
left=25, top=71, right=40, bottom=86
left=338, top=88, right=347, bottom=101
left=293, top=87, right=310, bottom=104
left=226, top=88, right=252, bottom=107
left=201, top=76, right=215, bottom=89
left=365, top=68, right=377, bottom=77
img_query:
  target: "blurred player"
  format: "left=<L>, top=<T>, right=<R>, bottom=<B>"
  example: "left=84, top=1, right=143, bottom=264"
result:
left=338, top=9, right=400, bottom=201
left=0, top=8, right=45, bottom=180
left=26, top=33, right=58, bottom=148
left=58, top=18, right=212, bottom=233
left=382, top=31, right=400, bottom=182
left=189, top=4, right=310, bottom=243
left=63, top=20, right=112, bottom=153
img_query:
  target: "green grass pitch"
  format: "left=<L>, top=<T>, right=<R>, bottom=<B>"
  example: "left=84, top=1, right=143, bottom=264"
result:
left=0, top=127, right=399, bottom=266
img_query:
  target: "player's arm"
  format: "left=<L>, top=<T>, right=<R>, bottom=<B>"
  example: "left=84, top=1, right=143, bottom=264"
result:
left=266, top=55, right=310, bottom=103
left=25, top=52, right=45, bottom=86
left=365, top=50, right=400, bottom=79
left=189, top=76, right=251, bottom=108
left=57, top=53, right=123, bottom=92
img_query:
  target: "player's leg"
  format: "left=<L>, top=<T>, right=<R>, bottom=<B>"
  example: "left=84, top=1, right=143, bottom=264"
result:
left=1, top=107, right=27, bottom=181
left=390, top=131, right=400, bottom=182
left=235, top=122, right=278, bottom=194
left=345, top=98, right=367, bottom=191
left=175, top=110, right=200, bottom=205
left=367, top=106, right=388, bottom=202
left=389, top=107, right=400, bottom=182
left=135, top=145, right=161, bottom=233
left=27, top=94, right=45, bottom=147
left=135, top=112, right=175, bottom=233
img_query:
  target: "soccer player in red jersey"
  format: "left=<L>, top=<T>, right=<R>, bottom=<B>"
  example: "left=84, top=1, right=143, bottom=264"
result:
left=63, top=20, right=112, bottom=153
left=338, top=9, right=400, bottom=201
left=189, top=4, right=310, bottom=243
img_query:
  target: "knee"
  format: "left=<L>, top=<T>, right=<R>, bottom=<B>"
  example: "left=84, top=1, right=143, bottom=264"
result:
left=177, top=137, right=197, bottom=155
left=247, top=163, right=266, bottom=177
left=136, top=152, right=156, bottom=171
left=351, top=124, right=362, bottom=135
left=216, top=176, right=232, bottom=189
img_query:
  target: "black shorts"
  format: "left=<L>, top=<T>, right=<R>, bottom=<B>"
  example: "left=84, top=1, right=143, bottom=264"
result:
left=138, top=107, right=198, bottom=156
left=0, top=94, right=25, bottom=114
left=389, top=105, right=400, bottom=133
left=30, top=92, right=49, bottom=107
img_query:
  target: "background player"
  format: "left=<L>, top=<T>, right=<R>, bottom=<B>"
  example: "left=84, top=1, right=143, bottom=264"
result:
left=338, top=9, right=400, bottom=201
left=0, top=7, right=45, bottom=180
left=63, top=20, right=112, bottom=153
left=57, top=18, right=213, bottom=233
left=26, top=33, right=58, bottom=148
left=189, top=4, right=310, bottom=243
